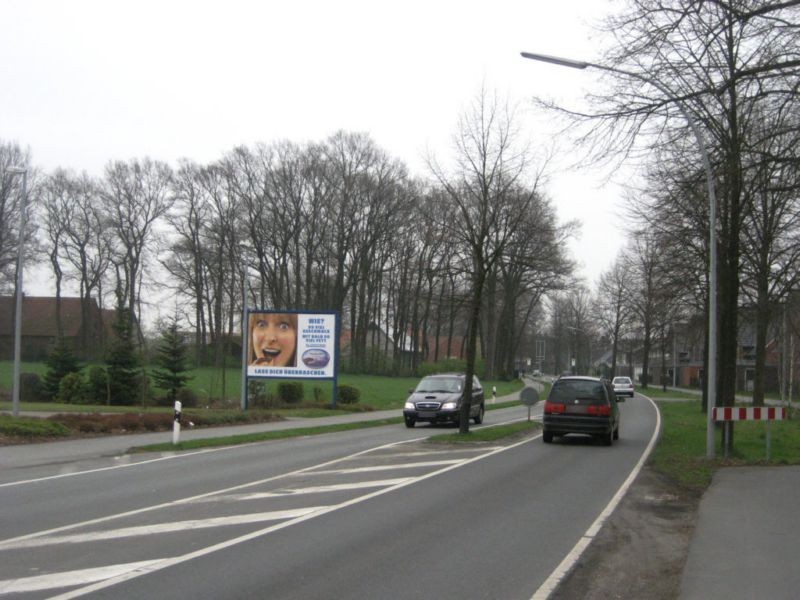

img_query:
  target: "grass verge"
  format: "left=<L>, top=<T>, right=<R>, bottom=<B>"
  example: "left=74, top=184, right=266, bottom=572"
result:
left=650, top=399, right=800, bottom=492
left=0, top=414, right=72, bottom=439
left=427, top=420, right=540, bottom=444
left=130, top=417, right=403, bottom=453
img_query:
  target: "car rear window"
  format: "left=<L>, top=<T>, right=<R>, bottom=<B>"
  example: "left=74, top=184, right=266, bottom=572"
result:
left=613, top=377, right=631, bottom=385
left=549, top=380, right=606, bottom=403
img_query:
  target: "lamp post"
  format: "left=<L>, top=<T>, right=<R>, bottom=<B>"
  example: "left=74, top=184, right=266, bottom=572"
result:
left=521, top=51, right=718, bottom=458
left=7, top=166, right=28, bottom=418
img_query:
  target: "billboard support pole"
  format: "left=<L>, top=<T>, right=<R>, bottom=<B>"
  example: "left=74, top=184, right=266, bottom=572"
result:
left=240, top=287, right=249, bottom=411
left=332, top=310, right=340, bottom=409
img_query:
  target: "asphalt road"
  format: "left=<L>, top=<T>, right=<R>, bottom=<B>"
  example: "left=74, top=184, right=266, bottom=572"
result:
left=0, top=398, right=659, bottom=599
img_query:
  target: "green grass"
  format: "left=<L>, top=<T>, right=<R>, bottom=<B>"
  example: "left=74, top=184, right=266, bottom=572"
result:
left=636, top=386, right=701, bottom=401
left=0, top=414, right=71, bottom=438
left=651, top=400, right=800, bottom=491
left=0, top=361, right=524, bottom=413
left=0, top=361, right=48, bottom=380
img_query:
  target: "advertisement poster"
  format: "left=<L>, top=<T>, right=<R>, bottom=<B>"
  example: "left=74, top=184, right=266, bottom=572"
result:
left=246, top=311, right=337, bottom=379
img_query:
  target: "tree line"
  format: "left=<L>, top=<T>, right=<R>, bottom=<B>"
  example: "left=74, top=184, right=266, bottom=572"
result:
left=0, top=90, right=575, bottom=387
left=531, top=0, right=800, bottom=453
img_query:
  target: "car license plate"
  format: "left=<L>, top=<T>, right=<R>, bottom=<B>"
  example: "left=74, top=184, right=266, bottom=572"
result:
left=419, top=411, right=436, bottom=418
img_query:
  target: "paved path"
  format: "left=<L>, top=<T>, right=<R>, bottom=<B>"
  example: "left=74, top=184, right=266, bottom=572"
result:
left=680, top=466, right=800, bottom=600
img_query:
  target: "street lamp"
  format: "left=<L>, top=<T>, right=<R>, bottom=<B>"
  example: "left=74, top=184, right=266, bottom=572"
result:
left=521, top=51, right=718, bottom=458
left=6, top=166, right=28, bottom=418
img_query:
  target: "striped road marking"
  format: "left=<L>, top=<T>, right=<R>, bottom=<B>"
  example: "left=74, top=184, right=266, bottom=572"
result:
left=0, top=561, right=162, bottom=595
left=0, top=507, right=328, bottom=550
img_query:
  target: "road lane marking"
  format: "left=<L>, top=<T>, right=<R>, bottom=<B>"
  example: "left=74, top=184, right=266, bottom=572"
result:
left=0, top=507, right=329, bottom=550
left=370, top=448, right=495, bottom=458
left=0, top=447, right=228, bottom=488
left=48, top=434, right=540, bottom=599
left=531, top=395, right=661, bottom=599
left=298, top=459, right=466, bottom=474
left=215, top=479, right=413, bottom=500
left=0, top=437, right=426, bottom=548
left=0, top=560, right=162, bottom=595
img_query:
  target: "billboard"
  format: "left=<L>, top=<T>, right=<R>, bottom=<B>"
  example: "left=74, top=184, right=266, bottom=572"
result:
left=246, top=310, right=338, bottom=379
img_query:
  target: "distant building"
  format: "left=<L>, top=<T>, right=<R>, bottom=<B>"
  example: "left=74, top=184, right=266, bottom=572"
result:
left=0, top=296, right=116, bottom=361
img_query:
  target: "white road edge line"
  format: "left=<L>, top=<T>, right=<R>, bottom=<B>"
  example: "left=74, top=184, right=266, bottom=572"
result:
left=530, top=394, right=662, bottom=600
left=47, top=434, right=540, bottom=599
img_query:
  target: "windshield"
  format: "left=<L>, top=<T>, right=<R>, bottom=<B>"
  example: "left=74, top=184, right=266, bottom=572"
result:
left=549, top=380, right=606, bottom=403
left=415, top=377, right=462, bottom=393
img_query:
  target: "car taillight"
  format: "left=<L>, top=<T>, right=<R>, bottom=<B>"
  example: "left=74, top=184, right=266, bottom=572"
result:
left=544, top=401, right=566, bottom=414
left=588, top=404, right=612, bottom=416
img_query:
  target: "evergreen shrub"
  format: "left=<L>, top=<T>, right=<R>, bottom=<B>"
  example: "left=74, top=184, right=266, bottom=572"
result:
left=87, top=366, right=108, bottom=405
left=277, top=382, right=304, bottom=404
left=337, top=384, right=360, bottom=404
left=56, top=372, right=89, bottom=404
left=20, top=372, right=46, bottom=403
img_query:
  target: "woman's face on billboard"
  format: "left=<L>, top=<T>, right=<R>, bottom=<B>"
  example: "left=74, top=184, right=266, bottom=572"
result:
left=251, top=314, right=297, bottom=367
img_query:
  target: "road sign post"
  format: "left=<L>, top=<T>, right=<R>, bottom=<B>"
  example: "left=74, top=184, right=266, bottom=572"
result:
left=520, top=388, right=539, bottom=422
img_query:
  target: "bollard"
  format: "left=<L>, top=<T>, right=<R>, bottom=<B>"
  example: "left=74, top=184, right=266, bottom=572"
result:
left=492, top=386, right=497, bottom=403
left=172, top=400, right=182, bottom=445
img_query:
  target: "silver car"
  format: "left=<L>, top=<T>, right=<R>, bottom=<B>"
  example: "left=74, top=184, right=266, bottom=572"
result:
left=612, top=376, right=635, bottom=398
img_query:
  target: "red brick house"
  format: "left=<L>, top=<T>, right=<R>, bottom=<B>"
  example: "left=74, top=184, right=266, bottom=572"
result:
left=0, top=296, right=116, bottom=360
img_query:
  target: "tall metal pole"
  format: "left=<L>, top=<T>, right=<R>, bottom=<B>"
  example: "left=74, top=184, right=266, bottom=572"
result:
left=520, top=52, right=718, bottom=457
left=8, top=167, right=28, bottom=418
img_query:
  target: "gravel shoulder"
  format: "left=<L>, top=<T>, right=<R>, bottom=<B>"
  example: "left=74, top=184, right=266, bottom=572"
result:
left=552, top=465, right=702, bottom=599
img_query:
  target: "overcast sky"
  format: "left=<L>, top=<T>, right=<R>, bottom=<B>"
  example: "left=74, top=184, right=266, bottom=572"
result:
left=3, top=0, right=628, bottom=298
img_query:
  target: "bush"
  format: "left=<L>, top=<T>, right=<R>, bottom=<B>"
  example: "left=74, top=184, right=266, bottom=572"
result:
left=248, top=381, right=271, bottom=409
left=277, top=382, right=304, bottom=404
left=87, top=366, right=109, bottom=405
left=337, top=384, right=361, bottom=405
left=176, top=387, right=199, bottom=408
left=43, top=339, right=82, bottom=400
left=57, top=372, right=90, bottom=404
left=0, top=415, right=71, bottom=438
left=20, top=372, right=46, bottom=403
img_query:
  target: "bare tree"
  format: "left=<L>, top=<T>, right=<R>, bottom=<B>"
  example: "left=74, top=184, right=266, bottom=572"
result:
left=103, top=158, right=174, bottom=331
left=163, top=160, right=212, bottom=365
left=594, top=256, right=633, bottom=377
left=429, top=89, right=539, bottom=433
left=0, top=141, right=33, bottom=293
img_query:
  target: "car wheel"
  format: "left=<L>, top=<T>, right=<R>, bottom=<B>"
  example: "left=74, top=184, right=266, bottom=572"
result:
left=473, top=404, right=484, bottom=425
left=613, top=424, right=619, bottom=440
left=404, top=416, right=416, bottom=428
left=603, top=430, right=613, bottom=446
left=543, top=431, right=553, bottom=443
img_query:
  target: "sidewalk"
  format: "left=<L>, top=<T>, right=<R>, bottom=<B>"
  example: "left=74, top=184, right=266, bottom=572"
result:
left=0, top=408, right=402, bottom=470
left=679, top=466, right=800, bottom=599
